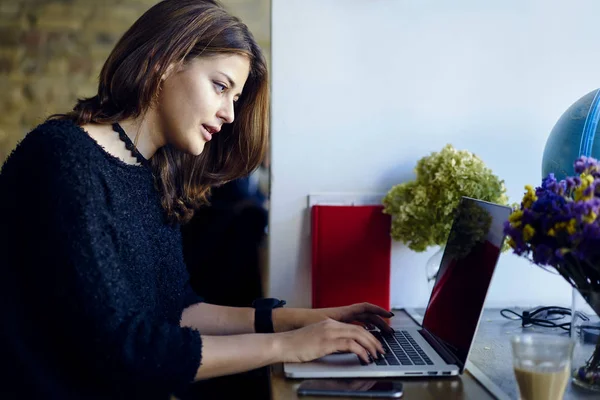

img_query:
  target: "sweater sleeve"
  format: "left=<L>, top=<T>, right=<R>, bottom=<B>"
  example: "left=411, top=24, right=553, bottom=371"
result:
left=28, top=127, right=203, bottom=393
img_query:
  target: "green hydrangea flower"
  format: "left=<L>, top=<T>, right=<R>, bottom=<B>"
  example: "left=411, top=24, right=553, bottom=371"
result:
left=382, top=144, right=508, bottom=252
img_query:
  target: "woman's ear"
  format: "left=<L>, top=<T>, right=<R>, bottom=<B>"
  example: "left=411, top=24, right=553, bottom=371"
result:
left=152, top=63, right=177, bottom=106
left=161, top=63, right=177, bottom=81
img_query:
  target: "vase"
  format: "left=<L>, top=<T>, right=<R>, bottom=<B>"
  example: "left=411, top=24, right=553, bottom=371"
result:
left=570, top=288, right=600, bottom=391
left=425, top=245, right=445, bottom=293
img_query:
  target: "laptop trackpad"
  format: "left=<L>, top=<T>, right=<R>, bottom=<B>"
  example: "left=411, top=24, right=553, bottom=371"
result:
left=315, top=353, right=361, bottom=366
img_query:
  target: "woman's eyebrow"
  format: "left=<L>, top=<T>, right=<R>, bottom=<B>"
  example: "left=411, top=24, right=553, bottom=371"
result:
left=217, top=71, right=243, bottom=97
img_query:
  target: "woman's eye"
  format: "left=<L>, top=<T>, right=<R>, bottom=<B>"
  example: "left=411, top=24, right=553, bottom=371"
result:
left=214, top=82, right=227, bottom=93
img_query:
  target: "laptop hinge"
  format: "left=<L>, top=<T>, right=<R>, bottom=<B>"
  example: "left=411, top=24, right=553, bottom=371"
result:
left=418, top=329, right=463, bottom=369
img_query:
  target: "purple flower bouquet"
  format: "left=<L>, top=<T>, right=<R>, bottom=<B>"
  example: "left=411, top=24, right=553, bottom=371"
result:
left=504, top=156, right=600, bottom=389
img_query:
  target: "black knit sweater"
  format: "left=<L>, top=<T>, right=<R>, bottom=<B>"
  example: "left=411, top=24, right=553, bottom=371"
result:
left=0, top=119, right=203, bottom=399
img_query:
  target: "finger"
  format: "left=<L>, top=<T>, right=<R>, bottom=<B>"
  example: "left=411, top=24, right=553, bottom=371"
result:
left=360, top=313, right=394, bottom=334
left=363, top=323, right=377, bottom=331
left=370, top=331, right=386, bottom=357
left=349, top=312, right=388, bottom=328
left=332, top=320, right=384, bottom=359
left=360, top=302, right=394, bottom=318
left=367, top=330, right=387, bottom=357
left=337, top=338, right=370, bottom=364
left=347, top=324, right=384, bottom=359
left=351, top=313, right=393, bottom=334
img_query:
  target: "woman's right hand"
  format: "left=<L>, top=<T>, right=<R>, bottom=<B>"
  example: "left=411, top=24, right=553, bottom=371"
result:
left=275, top=318, right=386, bottom=364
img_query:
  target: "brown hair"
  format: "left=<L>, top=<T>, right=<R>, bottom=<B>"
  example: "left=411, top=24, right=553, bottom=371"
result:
left=50, top=0, right=269, bottom=224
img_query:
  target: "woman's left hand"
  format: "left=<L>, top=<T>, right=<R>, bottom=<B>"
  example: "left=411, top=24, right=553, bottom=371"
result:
left=289, top=303, right=395, bottom=334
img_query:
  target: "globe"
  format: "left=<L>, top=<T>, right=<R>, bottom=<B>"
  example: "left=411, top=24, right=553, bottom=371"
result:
left=542, top=89, right=600, bottom=181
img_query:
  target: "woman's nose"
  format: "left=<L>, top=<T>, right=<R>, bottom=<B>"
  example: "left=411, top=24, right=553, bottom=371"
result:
left=217, top=101, right=235, bottom=124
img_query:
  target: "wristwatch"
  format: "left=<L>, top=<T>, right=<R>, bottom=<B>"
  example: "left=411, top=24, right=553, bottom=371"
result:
left=252, top=298, right=286, bottom=334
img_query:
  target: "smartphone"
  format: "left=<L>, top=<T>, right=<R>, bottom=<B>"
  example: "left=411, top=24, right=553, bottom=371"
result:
left=297, top=379, right=403, bottom=398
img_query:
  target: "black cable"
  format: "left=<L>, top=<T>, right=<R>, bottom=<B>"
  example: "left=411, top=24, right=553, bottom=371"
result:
left=500, top=306, right=589, bottom=332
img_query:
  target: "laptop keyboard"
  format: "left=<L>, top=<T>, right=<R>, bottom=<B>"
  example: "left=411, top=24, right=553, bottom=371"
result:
left=371, top=330, right=434, bottom=366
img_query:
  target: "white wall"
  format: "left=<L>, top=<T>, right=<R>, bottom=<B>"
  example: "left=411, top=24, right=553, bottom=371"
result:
left=269, top=0, right=600, bottom=309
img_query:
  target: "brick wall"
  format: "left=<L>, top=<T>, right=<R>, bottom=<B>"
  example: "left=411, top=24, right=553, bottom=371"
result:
left=0, top=0, right=270, bottom=162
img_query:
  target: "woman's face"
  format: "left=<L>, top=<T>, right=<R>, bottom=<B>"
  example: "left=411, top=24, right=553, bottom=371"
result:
left=157, top=54, right=250, bottom=155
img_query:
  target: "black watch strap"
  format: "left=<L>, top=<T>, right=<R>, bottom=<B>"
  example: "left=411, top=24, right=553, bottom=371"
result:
left=255, top=307, right=275, bottom=334
left=253, top=298, right=286, bottom=334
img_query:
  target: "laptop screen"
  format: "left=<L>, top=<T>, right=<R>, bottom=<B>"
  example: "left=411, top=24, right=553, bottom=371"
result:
left=421, top=197, right=511, bottom=370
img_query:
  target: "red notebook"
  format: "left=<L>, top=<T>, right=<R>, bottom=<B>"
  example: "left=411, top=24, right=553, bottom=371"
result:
left=311, top=205, right=392, bottom=310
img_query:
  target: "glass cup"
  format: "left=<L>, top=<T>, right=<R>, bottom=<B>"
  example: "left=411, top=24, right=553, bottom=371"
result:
left=511, top=334, right=574, bottom=400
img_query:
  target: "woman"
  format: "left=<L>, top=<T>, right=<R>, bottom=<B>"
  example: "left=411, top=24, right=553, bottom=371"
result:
left=0, top=1, right=392, bottom=398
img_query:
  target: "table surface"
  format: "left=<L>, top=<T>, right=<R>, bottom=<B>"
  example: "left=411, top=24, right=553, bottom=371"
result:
left=463, top=307, right=598, bottom=400
left=271, top=308, right=600, bottom=400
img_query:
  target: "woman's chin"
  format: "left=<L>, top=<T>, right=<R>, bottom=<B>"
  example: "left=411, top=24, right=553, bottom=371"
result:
left=184, top=141, right=206, bottom=156
left=170, top=136, right=206, bottom=156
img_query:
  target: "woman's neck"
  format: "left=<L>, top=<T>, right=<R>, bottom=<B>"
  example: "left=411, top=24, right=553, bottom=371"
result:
left=119, top=110, right=165, bottom=160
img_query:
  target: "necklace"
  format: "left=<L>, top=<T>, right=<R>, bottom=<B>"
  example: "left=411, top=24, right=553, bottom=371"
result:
left=111, top=123, right=150, bottom=167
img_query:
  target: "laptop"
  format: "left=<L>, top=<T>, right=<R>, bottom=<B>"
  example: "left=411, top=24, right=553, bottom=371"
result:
left=284, top=197, right=512, bottom=378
